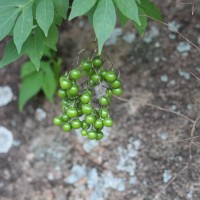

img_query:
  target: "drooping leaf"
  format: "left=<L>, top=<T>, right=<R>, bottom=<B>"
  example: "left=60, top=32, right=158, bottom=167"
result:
left=19, top=71, right=43, bottom=111
left=53, top=58, right=62, bottom=81
left=0, top=40, right=23, bottom=68
left=134, top=8, right=147, bottom=36
left=117, top=8, right=129, bottom=26
left=0, top=7, right=20, bottom=41
left=139, top=0, right=162, bottom=21
left=93, top=0, right=116, bottom=54
left=69, top=0, right=97, bottom=20
left=114, top=0, right=140, bottom=25
left=87, top=4, right=97, bottom=27
left=41, top=62, right=57, bottom=102
left=20, top=61, right=36, bottom=78
left=53, top=0, right=69, bottom=19
left=44, top=24, right=59, bottom=51
left=25, top=28, right=44, bottom=70
left=36, top=0, right=54, bottom=36
left=13, top=4, right=33, bottom=53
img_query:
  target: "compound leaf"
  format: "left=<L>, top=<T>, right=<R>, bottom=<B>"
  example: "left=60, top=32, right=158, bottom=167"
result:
left=53, top=0, right=69, bottom=19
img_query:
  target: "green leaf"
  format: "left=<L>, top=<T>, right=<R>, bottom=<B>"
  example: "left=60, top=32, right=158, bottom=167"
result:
left=53, top=0, right=69, bottom=19
left=69, top=0, right=97, bottom=20
left=139, top=0, right=162, bottom=21
left=44, top=24, right=58, bottom=51
left=13, top=4, right=33, bottom=53
left=0, top=0, right=29, bottom=8
left=20, top=61, right=36, bottom=78
left=0, top=40, right=23, bottom=68
left=36, top=0, right=54, bottom=36
left=25, top=28, right=44, bottom=70
left=53, top=58, right=62, bottom=80
left=134, top=8, right=147, bottom=36
left=117, top=9, right=129, bottom=26
left=93, top=0, right=116, bottom=54
left=19, top=71, right=43, bottom=111
left=0, top=7, right=20, bottom=41
left=87, top=4, right=97, bottom=27
left=114, top=0, right=140, bottom=25
left=41, top=62, right=57, bottom=102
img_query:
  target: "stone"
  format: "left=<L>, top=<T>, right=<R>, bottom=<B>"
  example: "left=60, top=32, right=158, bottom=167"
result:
left=122, top=32, right=136, bottom=43
left=35, top=108, right=47, bottom=121
left=160, top=75, right=168, bottom=82
left=105, top=28, right=123, bottom=46
left=168, top=20, right=181, bottom=32
left=177, top=42, right=191, bottom=53
left=0, top=86, right=13, bottom=107
left=0, top=126, right=13, bottom=153
left=143, top=26, right=159, bottom=43
left=163, top=170, right=172, bottom=183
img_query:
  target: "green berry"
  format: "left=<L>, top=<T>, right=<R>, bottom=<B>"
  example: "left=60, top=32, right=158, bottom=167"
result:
left=103, top=118, right=113, bottom=127
left=99, top=96, right=110, bottom=106
left=99, top=108, right=109, bottom=118
left=96, top=132, right=104, bottom=140
left=58, top=89, right=67, bottom=98
left=53, top=117, right=62, bottom=126
left=66, top=107, right=78, bottom=118
left=81, top=129, right=88, bottom=136
left=71, top=119, right=82, bottom=129
left=88, top=130, right=97, bottom=140
left=94, top=119, right=104, bottom=129
left=82, top=104, right=93, bottom=115
left=85, top=115, right=96, bottom=125
left=112, top=88, right=123, bottom=96
left=81, top=60, right=92, bottom=71
left=62, top=123, right=72, bottom=132
left=105, top=71, right=117, bottom=83
left=61, top=114, right=68, bottom=122
left=68, top=84, right=79, bottom=96
left=60, top=79, right=72, bottom=90
left=111, top=80, right=121, bottom=89
left=70, top=68, right=82, bottom=80
left=80, top=94, right=91, bottom=104
left=93, top=57, right=103, bottom=68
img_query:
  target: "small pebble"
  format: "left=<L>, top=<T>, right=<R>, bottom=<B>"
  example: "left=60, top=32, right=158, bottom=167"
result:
left=163, top=170, right=172, bottom=183
left=122, top=32, right=136, bottom=43
left=0, top=126, right=13, bottom=153
left=35, top=108, right=47, bottom=121
left=0, top=86, right=13, bottom=107
left=161, top=75, right=168, bottom=82
left=177, top=42, right=191, bottom=53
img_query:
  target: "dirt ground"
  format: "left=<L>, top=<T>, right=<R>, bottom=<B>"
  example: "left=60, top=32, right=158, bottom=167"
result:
left=1, top=1, right=200, bottom=200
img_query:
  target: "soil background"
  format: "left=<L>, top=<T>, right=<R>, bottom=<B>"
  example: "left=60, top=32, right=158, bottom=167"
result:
left=1, top=1, right=200, bottom=200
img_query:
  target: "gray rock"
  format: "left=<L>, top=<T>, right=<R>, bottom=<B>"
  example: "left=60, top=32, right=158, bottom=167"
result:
left=177, top=42, right=191, bottom=53
left=117, top=146, right=137, bottom=175
left=159, top=132, right=169, bottom=140
left=143, top=26, right=159, bottom=43
left=163, top=170, right=172, bottom=183
left=160, top=75, right=168, bottom=82
left=105, top=28, right=123, bottom=46
left=0, top=86, right=13, bottom=107
left=122, top=32, right=136, bottom=43
left=168, top=20, right=181, bottom=32
left=178, top=69, right=191, bottom=80
left=64, top=165, right=87, bottom=184
left=87, top=168, right=99, bottom=189
left=35, top=108, right=46, bottom=121
left=0, top=126, right=13, bottom=153
left=169, top=33, right=176, bottom=40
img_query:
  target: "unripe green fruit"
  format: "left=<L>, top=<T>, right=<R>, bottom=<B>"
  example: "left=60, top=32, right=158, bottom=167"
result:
left=81, top=60, right=92, bottom=71
left=53, top=117, right=62, bottom=126
left=58, top=89, right=67, bottom=98
left=62, top=123, right=72, bottom=132
left=85, top=115, right=96, bottom=125
left=111, top=79, right=121, bottom=89
left=70, top=68, right=82, bottom=80
left=88, top=131, right=97, bottom=140
left=105, top=71, right=117, bottom=83
left=103, top=118, right=113, bottom=127
left=60, top=79, right=72, bottom=90
left=94, top=119, right=104, bottom=129
left=96, top=132, right=104, bottom=140
left=93, top=57, right=103, bottom=68
left=99, top=96, right=110, bottom=106
left=112, top=88, right=123, bottom=96
left=66, top=107, right=78, bottom=118
left=82, top=104, right=93, bottom=115
left=71, top=119, right=82, bottom=129
left=81, top=129, right=88, bottom=136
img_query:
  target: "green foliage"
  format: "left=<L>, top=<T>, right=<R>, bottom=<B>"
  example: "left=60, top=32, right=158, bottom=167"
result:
left=0, top=0, right=162, bottom=69
left=19, top=51, right=61, bottom=111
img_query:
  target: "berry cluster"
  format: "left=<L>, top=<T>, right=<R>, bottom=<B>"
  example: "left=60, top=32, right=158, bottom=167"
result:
left=53, top=56, right=123, bottom=140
